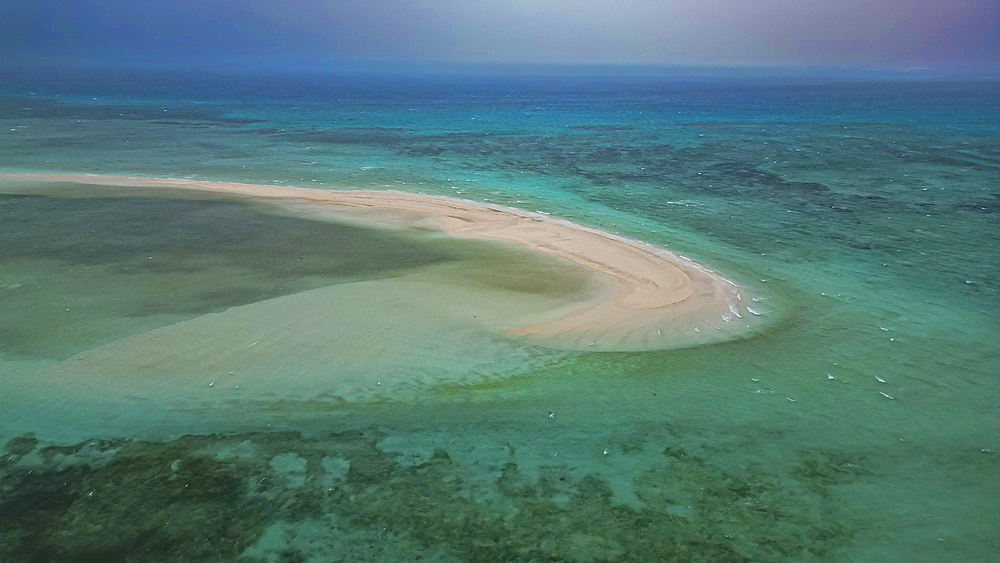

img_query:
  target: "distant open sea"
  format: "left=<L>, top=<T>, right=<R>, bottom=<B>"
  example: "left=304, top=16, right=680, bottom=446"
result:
left=0, top=65, right=997, bottom=561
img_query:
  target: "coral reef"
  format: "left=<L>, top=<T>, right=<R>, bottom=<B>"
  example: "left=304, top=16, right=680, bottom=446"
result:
left=0, top=430, right=860, bottom=562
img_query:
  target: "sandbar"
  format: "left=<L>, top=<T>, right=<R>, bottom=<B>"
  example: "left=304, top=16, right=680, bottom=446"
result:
left=0, top=172, right=761, bottom=350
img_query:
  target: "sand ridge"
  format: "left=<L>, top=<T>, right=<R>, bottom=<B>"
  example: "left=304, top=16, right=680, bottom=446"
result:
left=1, top=172, right=761, bottom=350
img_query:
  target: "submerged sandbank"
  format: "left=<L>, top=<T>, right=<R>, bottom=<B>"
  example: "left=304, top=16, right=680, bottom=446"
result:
left=1, top=172, right=761, bottom=351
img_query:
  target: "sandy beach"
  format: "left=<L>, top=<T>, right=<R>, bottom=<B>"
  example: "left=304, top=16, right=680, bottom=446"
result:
left=1, top=172, right=758, bottom=351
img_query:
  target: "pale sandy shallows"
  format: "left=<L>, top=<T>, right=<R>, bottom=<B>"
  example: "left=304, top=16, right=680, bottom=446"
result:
left=3, top=172, right=760, bottom=351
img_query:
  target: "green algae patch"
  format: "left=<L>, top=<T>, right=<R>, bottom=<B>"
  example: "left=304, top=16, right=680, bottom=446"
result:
left=0, top=190, right=461, bottom=360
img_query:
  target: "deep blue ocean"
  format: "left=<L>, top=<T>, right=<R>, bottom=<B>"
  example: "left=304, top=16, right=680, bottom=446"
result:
left=0, top=65, right=997, bottom=561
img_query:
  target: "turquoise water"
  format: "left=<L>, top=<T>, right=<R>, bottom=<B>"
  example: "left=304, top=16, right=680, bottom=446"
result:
left=0, top=66, right=997, bottom=561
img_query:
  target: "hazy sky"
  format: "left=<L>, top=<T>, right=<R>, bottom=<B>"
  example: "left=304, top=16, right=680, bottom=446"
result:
left=3, top=0, right=998, bottom=67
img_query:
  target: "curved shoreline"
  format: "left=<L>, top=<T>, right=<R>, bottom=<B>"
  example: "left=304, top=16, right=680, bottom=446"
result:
left=1, top=172, right=760, bottom=350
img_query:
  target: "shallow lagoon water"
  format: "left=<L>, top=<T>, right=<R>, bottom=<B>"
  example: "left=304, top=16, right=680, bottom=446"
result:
left=0, top=67, right=997, bottom=561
